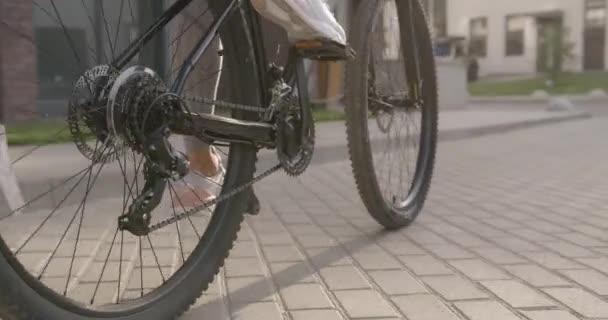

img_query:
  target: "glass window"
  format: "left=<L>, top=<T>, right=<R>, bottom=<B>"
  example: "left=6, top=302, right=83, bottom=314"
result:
left=586, top=0, right=606, bottom=28
left=469, top=17, right=487, bottom=57
left=433, top=0, right=447, bottom=37
left=506, top=16, right=525, bottom=56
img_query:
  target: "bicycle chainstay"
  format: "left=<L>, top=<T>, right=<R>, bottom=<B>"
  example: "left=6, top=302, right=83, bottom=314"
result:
left=148, top=92, right=291, bottom=232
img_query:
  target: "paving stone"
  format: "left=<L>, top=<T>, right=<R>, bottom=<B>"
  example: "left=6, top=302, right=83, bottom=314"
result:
left=225, top=258, right=264, bottom=277
left=522, top=310, right=581, bottom=320
left=380, top=240, right=426, bottom=256
left=449, top=259, right=510, bottom=280
left=555, top=232, right=607, bottom=247
left=335, top=290, right=397, bottom=318
left=319, top=266, right=370, bottom=290
left=422, top=244, right=475, bottom=260
left=519, top=252, right=584, bottom=270
left=263, top=246, right=304, bottom=263
left=559, top=269, right=608, bottom=295
left=442, top=232, right=489, bottom=248
left=231, top=241, right=259, bottom=258
left=480, top=280, right=555, bottom=308
left=543, top=287, right=608, bottom=318
left=398, top=255, right=453, bottom=276
left=181, top=294, right=230, bottom=320
left=226, top=276, right=274, bottom=303
left=294, top=234, right=336, bottom=248
left=495, top=237, right=542, bottom=252
left=268, top=262, right=316, bottom=287
left=352, top=252, right=402, bottom=270
left=422, top=275, right=487, bottom=301
left=455, top=300, right=522, bottom=320
left=231, top=302, right=283, bottom=320
left=503, top=265, right=569, bottom=287
left=257, top=233, right=292, bottom=246
left=471, top=247, right=527, bottom=265
left=280, top=284, right=333, bottom=310
left=369, top=270, right=427, bottom=295
left=290, top=310, right=343, bottom=320
left=305, top=247, right=352, bottom=267
left=541, top=241, right=596, bottom=258
left=392, top=294, right=461, bottom=320
left=406, top=228, right=448, bottom=244
left=576, top=257, right=608, bottom=273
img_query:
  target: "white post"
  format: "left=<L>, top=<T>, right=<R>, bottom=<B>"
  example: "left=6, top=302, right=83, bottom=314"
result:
left=0, top=125, right=25, bottom=215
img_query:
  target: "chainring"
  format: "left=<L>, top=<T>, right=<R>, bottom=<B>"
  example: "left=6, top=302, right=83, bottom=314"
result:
left=276, top=94, right=315, bottom=177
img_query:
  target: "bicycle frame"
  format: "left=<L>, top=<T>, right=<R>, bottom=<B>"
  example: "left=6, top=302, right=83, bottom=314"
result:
left=110, top=0, right=277, bottom=147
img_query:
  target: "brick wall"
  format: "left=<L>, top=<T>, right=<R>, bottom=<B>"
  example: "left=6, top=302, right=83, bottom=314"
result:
left=0, top=0, right=38, bottom=121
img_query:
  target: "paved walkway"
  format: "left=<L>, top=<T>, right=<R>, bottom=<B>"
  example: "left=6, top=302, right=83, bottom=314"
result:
left=2, top=110, right=606, bottom=320
left=179, top=117, right=608, bottom=320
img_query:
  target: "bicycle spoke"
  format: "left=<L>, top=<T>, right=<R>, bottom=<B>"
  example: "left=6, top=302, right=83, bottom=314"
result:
left=145, top=236, right=166, bottom=283
left=10, top=127, right=70, bottom=165
left=169, top=6, right=211, bottom=78
left=1, top=17, right=104, bottom=90
left=115, top=148, right=138, bottom=202
left=63, top=167, right=93, bottom=295
left=37, top=151, right=108, bottom=279
left=114, top=231, right=124, bottom=303
left=138, top=236, right=143, bottom=297
left=181, top=65, right=225, bottom=95
left=181, top=180, right=214, bottom=215
left=90, top=227, right=120, bottom=304
left=133, top=155, right=143, bottom=195
left=168, top=183, right=201, bottom=240
left=98, top=1, right=116, bottom=61
left=113, top=0, right=126, bottom=56
left=0, top=166, right=90, bottom=221
left=79, top=0, right=110, bottom=63
left=15, top=166, right=92, bottom=254
left=33, top=1, right=98, bottom=65
left=47, top=0, right=86, bottom=69
left=190, top=171, right=222, bottom=187
left=168, top=187, right=186, bottom=263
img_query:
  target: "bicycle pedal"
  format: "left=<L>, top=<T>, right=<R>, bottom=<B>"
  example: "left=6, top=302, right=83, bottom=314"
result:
left=295, top=39, right=356, bottom=61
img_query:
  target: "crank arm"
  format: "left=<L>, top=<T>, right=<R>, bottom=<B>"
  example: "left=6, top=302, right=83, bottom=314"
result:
left=170, top=112, right=276, bottom=148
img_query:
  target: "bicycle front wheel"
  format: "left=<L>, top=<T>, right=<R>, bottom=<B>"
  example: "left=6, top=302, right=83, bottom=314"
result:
left=345, top=0, right=438, bottom=229
left=0, top=0, right=265, bottom=319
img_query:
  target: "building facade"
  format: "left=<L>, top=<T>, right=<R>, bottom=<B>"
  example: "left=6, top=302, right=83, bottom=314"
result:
left=448, top=0, right=608, bottom=76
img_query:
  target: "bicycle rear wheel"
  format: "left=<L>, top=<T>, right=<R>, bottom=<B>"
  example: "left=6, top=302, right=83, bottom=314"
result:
left=0, top=1, right=265, bottom=319
left=345, top=0, right=438, bottom=229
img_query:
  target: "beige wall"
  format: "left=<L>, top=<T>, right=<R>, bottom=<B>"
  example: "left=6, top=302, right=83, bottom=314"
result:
left=448, top=0, right=597, bottom=76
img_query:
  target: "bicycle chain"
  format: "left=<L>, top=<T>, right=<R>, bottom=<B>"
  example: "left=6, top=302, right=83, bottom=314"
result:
left=148, top=95, right=281, bottom=232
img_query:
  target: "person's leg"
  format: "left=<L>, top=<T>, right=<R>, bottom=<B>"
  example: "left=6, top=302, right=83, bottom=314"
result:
left=173, top=0, right=224, bottom=203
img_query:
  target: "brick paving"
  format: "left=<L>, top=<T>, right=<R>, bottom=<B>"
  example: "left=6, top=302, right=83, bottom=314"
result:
left=2, top=116, right=608, bottom=319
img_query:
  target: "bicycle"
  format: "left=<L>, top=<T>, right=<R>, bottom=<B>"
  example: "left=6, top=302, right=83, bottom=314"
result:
left=0, top=0, right=437, bottom=318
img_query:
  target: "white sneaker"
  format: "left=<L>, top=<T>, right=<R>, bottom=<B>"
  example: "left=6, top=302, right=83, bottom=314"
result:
left=251, top=0, right=347, bottom=45
left=175, top=147, right=225, bottom=209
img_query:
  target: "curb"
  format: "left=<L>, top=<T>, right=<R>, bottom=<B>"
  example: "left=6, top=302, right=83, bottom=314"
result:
left=469, top=95, right=608, bottom=105
left=437, top=112, right=592, bottom=142
left=258, top=111, right=593, bottom=166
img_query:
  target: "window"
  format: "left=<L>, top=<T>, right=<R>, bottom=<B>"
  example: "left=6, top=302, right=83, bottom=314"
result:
left=506, top=16, right=526, bottom=56
left=433, top=0, right=447, bottom=37
left=586, top=0, right=606, bottom=29
left=469, top=17, right=487, bottom=57
left=419, top=0, right=447, bottom=38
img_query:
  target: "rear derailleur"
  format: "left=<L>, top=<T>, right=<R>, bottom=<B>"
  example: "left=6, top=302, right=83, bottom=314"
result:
left=110, top=64, right=313, bottom=236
